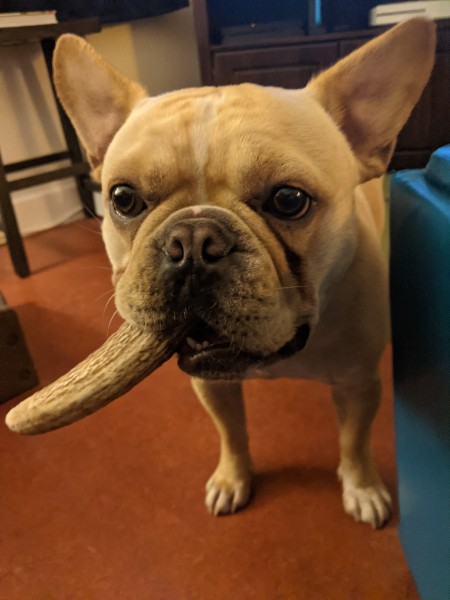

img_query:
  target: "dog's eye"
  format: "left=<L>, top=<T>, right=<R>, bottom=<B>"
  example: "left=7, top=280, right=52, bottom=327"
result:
left=110, top=185, right=146, bottom=218
left=266, top=187, right=312, bottom=220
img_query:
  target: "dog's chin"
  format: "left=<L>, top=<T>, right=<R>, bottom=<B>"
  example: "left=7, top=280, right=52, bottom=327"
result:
left=176, top=322, right=310, bottom=380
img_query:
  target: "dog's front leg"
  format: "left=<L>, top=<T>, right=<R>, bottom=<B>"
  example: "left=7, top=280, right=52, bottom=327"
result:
left=332, top=377, right=392, bottom=528
left=191, top=378, right=253, bottom=516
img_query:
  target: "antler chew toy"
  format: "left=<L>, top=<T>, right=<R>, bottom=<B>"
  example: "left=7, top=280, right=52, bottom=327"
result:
left=5, top=322, right=183, bottom=435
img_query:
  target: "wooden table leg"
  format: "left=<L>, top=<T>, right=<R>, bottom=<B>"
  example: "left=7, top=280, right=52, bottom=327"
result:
left=0, top=292, right=38, bottom=403
left=0, top=153, right=30, bottom=278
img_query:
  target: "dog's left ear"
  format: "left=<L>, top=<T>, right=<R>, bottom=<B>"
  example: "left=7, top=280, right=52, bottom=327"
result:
left=53, top=34, right=147, bottom=171
left=307, top=18, right=436, bottom=181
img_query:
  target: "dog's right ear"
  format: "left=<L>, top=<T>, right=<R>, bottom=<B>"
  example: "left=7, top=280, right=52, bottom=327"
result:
left=53, top=34, right=147, bottom=171
left=307, top=18, right=435, bottom=181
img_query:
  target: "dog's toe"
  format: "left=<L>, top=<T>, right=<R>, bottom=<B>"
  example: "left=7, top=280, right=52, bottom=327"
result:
left=342, top=483, right=392, bottom=528
left=205, top=472, right=251, bottom=516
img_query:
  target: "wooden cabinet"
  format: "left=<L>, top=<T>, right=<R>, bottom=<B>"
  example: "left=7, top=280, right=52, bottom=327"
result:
left=192, top=0, right=450, bottom=170
left=214, top=43, right=338, bottom=89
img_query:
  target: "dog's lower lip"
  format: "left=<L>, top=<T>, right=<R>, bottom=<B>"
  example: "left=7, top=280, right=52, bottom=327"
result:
left=177, top=322, right=310, bottom=378
left=177, top=343, right=245, bottom=379
left=278, top=324, right=310, bottom=357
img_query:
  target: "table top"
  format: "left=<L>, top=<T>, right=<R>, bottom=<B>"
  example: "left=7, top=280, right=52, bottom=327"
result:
left=0, top=17, right=101, bottom=46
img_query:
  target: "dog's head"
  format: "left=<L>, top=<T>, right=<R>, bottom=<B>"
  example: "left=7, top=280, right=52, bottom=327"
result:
left=54, top=19, right=434, bottom=380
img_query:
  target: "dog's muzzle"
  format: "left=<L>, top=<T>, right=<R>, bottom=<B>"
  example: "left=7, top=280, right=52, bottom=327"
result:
left=155, top=208, right=241, bottom=306
left=155, top=210, right=243, bottom=377
left=150, top=206, right=310, bottom=379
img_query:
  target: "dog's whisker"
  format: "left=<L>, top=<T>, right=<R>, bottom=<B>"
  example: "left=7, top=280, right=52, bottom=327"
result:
left=92, top=288, right=115, bottom=305
left=81, top=202, right=103, bottom=225
left=237, top=337, right=246, bottom=357
left=275, top=285, right=308, bottom=290
left=103, top=292, right=116, bottom=316
left=78, top=266, right=112, bottom=273
left=106, top=310, right=119, bottom=339
left=72, top=221, right=103, bottom=236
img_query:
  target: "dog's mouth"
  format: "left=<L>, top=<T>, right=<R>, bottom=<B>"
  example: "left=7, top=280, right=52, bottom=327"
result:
left=177, top=319, right=310, bottom=379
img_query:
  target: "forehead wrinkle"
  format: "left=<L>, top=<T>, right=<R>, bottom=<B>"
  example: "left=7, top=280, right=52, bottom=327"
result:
left=135, top=87, right=220, bottom=114
left=107, top=98, right=207, bottom=197
left=241, top=152, right=332, bottom=200
left=205, top=125, right=332, bottom=202
left=203, top=85, right=357, bottom=200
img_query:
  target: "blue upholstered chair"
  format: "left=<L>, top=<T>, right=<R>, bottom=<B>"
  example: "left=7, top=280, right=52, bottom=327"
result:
left=390, top=145, right=450, bottom=600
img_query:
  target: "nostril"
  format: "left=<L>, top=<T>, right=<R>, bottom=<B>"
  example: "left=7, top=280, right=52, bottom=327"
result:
left=201, top=236, right=236, bottom=263
left=165, top=238, right=185, bottom=262
left=202, top=236, right=225, bottom=263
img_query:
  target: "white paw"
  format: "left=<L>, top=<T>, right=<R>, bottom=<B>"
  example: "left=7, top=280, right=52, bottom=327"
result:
left=205, top=470, right=252, bottom=516
left=341, top=481, right=393, bottom=528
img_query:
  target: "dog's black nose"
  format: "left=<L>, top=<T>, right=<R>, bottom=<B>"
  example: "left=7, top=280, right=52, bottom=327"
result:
left=163, top=218, right=236, bottom=266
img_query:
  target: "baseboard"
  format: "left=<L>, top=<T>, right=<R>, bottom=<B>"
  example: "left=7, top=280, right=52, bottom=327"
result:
left=94, top=190, right=104, bottom=217
left=6, top=179, right=84, bottom=240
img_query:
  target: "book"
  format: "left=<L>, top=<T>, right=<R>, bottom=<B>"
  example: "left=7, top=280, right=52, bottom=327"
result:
left=0, top=11, right=57, bottom=28
left=370, top=1, right=450, bottom=26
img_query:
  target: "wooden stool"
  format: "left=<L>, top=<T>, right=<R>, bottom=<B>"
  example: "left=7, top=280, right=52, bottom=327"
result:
left=0, top=18, right=101, bottom=278
left=0, top=292, right=38, bottom=403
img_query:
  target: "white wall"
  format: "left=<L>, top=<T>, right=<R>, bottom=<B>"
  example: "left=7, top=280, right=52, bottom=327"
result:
left=0, top=4, right=201, bottom=238
left=87, top=6, right=201, bottom=95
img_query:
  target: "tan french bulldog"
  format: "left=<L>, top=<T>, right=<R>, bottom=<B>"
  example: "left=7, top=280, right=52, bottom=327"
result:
left=11, top=18, right=436, bottom=528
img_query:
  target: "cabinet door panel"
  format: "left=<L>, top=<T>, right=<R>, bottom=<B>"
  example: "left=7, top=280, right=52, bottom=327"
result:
left=214, top=43, right=338, bottom=88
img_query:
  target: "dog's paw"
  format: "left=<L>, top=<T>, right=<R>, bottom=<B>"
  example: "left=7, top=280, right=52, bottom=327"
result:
left=205, top=464, right=252, bottom=516
left=341, top=480, right=392, bottom=528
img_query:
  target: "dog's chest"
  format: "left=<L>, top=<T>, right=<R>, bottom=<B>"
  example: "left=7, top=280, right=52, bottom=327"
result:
left=244, top=351, right=334, bottom=384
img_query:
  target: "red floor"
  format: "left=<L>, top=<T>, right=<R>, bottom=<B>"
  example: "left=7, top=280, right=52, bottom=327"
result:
left=0, top=220, right=418, bottom=600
